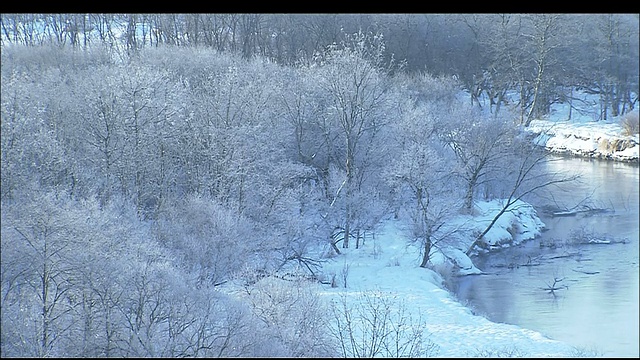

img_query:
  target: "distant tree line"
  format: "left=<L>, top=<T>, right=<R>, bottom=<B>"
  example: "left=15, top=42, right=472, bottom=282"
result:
left=1, top=13, right=638, bottom=122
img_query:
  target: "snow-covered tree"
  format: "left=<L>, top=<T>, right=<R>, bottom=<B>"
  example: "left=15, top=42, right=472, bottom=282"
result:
left=384, top=89, right=462, bottom=267
left=437, top=104, right=517, bottom=213
left=465, top=140, right=580, bottom=255
left=310, top=30, right=394, bottom=250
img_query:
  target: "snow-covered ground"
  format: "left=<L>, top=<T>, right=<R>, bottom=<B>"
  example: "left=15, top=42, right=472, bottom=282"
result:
left=528, top=118, right=639, bottom=162
left=317, top=213, right=582, bottom=357
left=525, top=97, right=639, bottom=163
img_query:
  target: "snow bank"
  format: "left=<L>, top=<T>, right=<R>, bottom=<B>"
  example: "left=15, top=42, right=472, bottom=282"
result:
left=526, top=115, right=639, bottom=163
left=317, top=202, right=579, bottom=357
left=429, top=199, right=545, bottom=276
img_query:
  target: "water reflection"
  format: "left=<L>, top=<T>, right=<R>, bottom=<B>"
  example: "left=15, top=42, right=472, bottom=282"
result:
left=451, top=156, right=639, bottom=357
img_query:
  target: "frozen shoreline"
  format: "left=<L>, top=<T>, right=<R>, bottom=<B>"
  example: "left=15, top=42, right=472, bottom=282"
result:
left=318, top=204, right=584, bottom=357
left=315, top=110, right=640, bottom=356
left=526, top=118, right=639, bottom=163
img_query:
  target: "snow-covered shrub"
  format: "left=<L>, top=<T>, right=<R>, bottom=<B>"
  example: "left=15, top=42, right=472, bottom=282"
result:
left=598, top=138, right=636, bottom=154
left=386, top=256, right=401, bottom=267
left=467, top=345, right=528, bottom=357
left=620, top=110, right=639, bottom=135
left=329, top=290, right=439, bottom=357
left=241, top=276, right=335, bottom=357
left=154, top=194, right=255, bottom=288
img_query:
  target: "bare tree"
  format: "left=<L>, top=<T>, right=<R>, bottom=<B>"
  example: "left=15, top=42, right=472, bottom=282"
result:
left=480, top=14, right=528, bottom=119
left=241, top=276, right=334, bottom=356
left=466, top=144, right=580, bottom=255
left=587, top=14, right=639, bottom=119
left=314, top=30, right=393, bottom=249
left=438, top=104, right=516, bottom=213
left=384, top=95, right=461, bottom=268
left=1, top=192, right=87, bottom=357
left=521, top=14, right=563, bottom=126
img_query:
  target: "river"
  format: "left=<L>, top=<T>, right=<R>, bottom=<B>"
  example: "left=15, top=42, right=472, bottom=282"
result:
left=450, top=155, right=639, bottom=357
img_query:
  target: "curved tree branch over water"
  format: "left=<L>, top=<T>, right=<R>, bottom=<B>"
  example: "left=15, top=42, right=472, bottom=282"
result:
left=466, top=147, right=581, bottom=256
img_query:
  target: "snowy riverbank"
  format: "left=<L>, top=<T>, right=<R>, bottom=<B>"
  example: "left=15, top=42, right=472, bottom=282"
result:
left=525, top=110, right=639, bottom=163
left=310, top=104, right=640, bottom=356
left=288, top=92, right=635, bottom=357
left=316, top=201, right=587, bottom=357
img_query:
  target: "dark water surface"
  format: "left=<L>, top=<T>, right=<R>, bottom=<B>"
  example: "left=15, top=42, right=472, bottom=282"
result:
left=451, top=156, right=639, bottom=357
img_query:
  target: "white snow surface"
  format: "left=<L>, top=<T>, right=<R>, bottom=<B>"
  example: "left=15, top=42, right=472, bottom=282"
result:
left=317, top=214, right=578, bottom=357
left=525, top=100, right=639, bottom=162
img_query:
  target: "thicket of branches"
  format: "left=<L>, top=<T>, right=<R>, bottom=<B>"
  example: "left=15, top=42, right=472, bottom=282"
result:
left=0, top=21, right=633, bottom=356
left=2, top=14, right=638, bottom=122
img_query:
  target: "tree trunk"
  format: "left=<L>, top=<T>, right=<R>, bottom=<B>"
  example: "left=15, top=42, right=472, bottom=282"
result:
left=466, top=200, right=510, bottom=255
left=419, top=237, right=432, bottom=268
left=343, top=218, right=350, bottom=249
left=343, top=140, right=354, bottom=249
left=524, top=64, right=544, bottom=127
left=464, top=183, right=474, bottom=213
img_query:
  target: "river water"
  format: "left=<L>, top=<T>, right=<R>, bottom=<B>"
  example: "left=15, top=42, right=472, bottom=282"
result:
left=450, top=156, right=639, bottom=357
